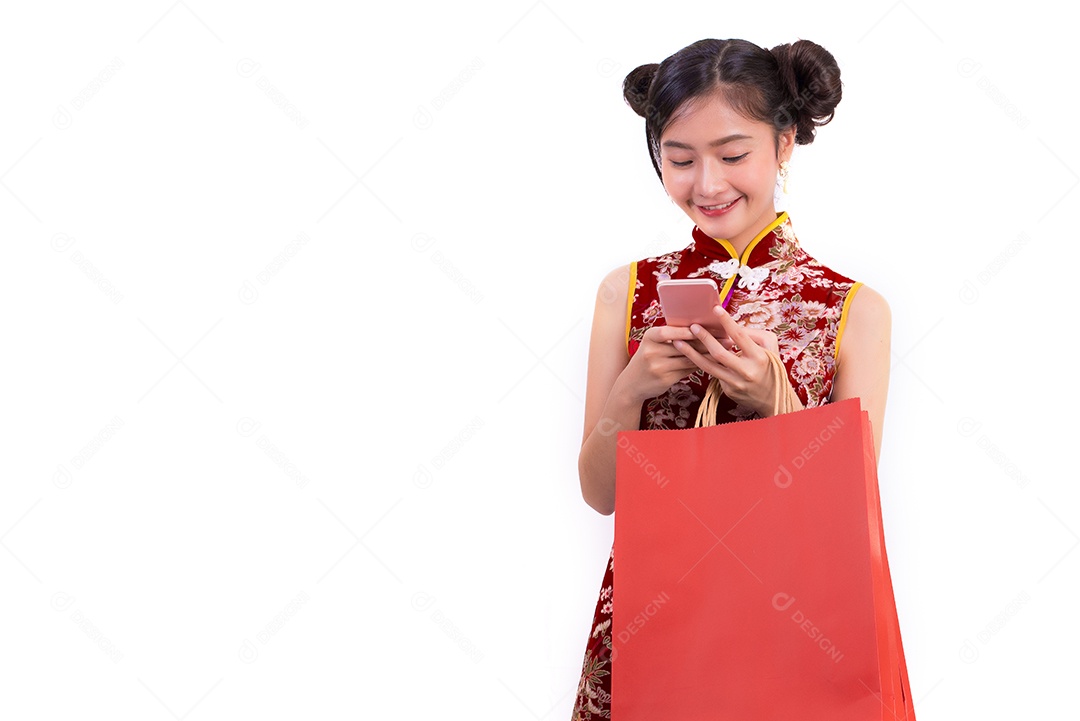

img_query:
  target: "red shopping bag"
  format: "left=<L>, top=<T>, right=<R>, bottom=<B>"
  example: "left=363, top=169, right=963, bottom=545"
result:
left=612, top=397, right=914, bottom=720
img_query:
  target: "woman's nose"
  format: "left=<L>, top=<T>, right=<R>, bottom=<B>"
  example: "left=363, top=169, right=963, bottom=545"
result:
left=699, top=158, right=730, bottom=195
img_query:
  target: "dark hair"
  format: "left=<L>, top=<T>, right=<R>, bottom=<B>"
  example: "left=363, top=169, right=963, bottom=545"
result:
left=622, top=38, right=842, bottom=181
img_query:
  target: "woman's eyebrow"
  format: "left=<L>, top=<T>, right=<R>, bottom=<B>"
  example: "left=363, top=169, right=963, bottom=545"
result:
left=661, top=134, right=752, bottom=150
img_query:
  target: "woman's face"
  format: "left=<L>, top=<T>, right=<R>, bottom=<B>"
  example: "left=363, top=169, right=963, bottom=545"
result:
left=659, top=92, right=795, bottom=252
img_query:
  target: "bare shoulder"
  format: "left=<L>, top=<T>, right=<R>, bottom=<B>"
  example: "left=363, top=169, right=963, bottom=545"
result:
left=834, top=284, right=892, bottom=459
left=595, top=263, right=635, bottom=308
left=581, top=262, right=636, bottom=443
left=841, top=283, right=891, bottom=352
left=588, top=262, right=635, bottom=350
left=848, top=284, right=890, bottom=326
left=836, top=283, right=890, bottom=371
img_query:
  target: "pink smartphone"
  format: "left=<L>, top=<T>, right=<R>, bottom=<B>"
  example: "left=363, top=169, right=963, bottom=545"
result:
left=656, top=278, right=726, bottom=335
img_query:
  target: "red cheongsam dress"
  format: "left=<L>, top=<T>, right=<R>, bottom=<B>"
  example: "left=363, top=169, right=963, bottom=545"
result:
left=570, top=212, right=864, bottom=719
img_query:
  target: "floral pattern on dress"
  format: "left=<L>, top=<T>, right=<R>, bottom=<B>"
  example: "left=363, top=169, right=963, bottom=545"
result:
left=642, top=377, right=701, bottom=429
left=649, top=250, right=682, bottom=280
left=571, top=213, right=861, bottom=720
left=571, top=547, right=614, bottom=720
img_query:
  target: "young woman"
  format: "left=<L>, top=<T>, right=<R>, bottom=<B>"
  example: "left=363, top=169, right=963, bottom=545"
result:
left=571, top=38, right=891, bottom=719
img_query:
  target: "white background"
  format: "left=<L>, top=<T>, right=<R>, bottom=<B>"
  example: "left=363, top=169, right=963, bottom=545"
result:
left=2, top=1, right=1076, bottom=718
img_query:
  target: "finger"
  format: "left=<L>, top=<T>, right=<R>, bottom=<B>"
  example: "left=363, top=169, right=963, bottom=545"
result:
left=685, top=334, right=738, bottom=355
left=739, top=325, right=780, bottom=354
left=689, top=321, right=740, bottom=365
left=685, top=339, right=723, bottom=355
left=646, top=324, right=698, bottom=343
left=657, top=354, right=703, bottom=380
left=651, top=338, right=703, bottom=366
left=710, top=306, right=761, bottom=357
left=673, top=337, right=736, bottom=383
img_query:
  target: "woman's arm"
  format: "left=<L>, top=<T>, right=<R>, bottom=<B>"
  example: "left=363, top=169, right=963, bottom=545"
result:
left=578, top=265, right=698, bottom=515
left=830, top=284, right=892, bottom=461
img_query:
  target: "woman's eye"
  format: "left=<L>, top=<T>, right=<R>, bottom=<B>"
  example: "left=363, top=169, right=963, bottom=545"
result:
left=668, top=159, right=692, bottom=167
left=723, top=153, right=749, bottom=163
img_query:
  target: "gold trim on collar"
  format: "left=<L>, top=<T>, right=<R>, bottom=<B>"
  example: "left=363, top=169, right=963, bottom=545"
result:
left=708, top=212, right=788, bottom=303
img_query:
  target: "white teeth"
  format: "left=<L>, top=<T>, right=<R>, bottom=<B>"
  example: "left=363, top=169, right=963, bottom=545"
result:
left=703, top=199, right=736, bottom=210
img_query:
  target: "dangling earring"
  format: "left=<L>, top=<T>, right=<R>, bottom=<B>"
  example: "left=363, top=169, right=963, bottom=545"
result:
left=778, top=161, right=791, bottom=194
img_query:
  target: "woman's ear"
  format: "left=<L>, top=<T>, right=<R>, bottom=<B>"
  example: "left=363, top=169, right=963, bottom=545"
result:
left=777, top=126, right=796, bottom=163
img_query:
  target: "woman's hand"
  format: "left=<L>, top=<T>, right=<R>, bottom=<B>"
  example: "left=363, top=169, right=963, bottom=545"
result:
left=579, top=265, right=705, bottom=515
left=671, top=304, right=798, bottom=417
left=613, top=324, right=702, bottom=403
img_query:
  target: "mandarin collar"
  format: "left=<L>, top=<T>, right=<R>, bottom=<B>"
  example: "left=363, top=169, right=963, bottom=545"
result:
left=690, top=212, right=791, bottom=267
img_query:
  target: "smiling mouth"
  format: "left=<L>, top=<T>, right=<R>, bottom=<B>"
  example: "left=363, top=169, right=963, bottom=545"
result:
left=698, top=198, right=740, bottom=211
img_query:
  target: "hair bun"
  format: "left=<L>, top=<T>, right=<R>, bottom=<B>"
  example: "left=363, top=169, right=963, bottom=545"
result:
left=622, top=63, right=659, bottom=118
left=770, top=40, right=842, bottom=144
